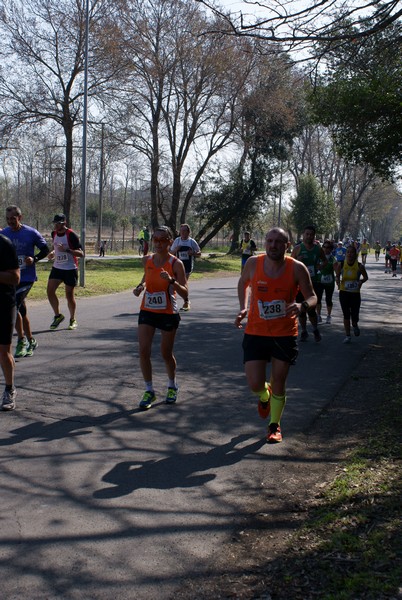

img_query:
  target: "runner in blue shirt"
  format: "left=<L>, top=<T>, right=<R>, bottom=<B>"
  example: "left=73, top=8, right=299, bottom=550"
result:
left=334, top=241, right=347, bottom=269
left=2, top=206, right=49, bottom=358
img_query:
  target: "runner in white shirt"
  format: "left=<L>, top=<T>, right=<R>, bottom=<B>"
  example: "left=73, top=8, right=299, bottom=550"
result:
left=47, top=214, right=84, bottom=330
left=170, top=224, right=201, bottom=311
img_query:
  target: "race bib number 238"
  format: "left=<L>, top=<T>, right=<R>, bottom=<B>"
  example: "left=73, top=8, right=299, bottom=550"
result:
left=258, top=299, right=286, bottom=320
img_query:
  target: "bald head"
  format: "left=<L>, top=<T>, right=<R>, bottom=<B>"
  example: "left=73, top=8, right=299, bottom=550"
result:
left=265, top=227, right=288, bottom=243
left=265, top=228, right=290, bottom=261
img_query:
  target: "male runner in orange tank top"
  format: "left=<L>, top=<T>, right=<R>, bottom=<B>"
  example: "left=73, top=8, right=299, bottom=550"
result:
left=235, top=227, right=317, bottom=443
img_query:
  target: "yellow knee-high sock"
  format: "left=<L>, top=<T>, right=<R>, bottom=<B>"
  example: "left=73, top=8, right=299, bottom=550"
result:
left=269, top=393, right=286, bottom=424
left=256, top=382, right=271, bottom=403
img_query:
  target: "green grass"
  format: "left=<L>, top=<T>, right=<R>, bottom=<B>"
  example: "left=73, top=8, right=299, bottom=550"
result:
left=29, top=254, right=240, bottom=301
left=276, top=363, right=402, bottom=600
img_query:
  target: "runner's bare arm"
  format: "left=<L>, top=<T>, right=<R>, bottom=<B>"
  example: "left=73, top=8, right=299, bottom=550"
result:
left=162, top=258, right=188, bottom=300
left=133, top=256, right=148, bottom=296
left=358, top=263, right=369, bottom=287
left=291, top=244, right=300, bottom=259
left=295, top=261, right=317, bottom=309
left=235, top=256, right=257, bottom=328
left=0, top=267, right=20, bottom=286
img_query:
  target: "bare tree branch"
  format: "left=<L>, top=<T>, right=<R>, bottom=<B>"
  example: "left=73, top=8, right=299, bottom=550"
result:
left=195, top=0, right=402, bottom=58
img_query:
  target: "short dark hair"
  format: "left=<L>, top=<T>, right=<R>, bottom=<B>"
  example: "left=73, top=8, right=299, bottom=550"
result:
left=6, top=205, right=22, bottom=216
left=304, top=224, right=316, bottom=234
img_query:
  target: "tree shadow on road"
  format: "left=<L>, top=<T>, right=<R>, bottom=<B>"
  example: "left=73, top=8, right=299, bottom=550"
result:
left=0, top=409, right=133, bottom=446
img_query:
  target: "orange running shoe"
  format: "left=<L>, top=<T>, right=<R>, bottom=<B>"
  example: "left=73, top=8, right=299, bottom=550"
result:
left=266, top=423, right=282, bottom=443
left=257, top=384, right=272, bottom=420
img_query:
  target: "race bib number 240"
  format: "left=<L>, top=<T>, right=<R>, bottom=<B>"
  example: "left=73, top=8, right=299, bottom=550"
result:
left=144, top=291, right=167, bottom=310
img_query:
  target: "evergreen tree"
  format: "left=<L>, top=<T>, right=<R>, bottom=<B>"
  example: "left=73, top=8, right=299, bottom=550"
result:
left=291, top=174, right=337, bottom=237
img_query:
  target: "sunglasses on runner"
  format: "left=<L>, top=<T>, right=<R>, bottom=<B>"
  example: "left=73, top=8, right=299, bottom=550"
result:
left=153, top=236, right=170, bottom=243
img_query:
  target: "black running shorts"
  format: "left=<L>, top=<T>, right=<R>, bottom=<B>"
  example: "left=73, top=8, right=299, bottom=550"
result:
left=138, top=309, right=180, bottom=332
left=49, top=267, right=78, bottom=287
left=242, top=334, right=298, bottom=365
left=0, top=303, right=16, bottom=346
left=16, top=282, right=34, bottom=315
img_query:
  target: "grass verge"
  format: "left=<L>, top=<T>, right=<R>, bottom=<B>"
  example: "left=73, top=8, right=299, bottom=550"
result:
left=277, top=382, right=401, bottom=599
left=29, top=255, right=240, bottom=301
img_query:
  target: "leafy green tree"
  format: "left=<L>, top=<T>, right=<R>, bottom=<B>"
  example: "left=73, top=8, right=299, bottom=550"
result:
left=195, top=161, right=267, bottom=249
left=102, top=209, right=118, bottom=228
left=291, top=174, right=337, bottom=237
left=195, top=56, right=305, bottom=247
left=108, top=0, right=303, bottom=235
left=309, top=19, right=402, bottom=180
left=86, top=203, right=99, bottom=223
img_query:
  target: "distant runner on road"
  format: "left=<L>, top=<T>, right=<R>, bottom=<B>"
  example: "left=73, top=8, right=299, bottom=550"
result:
left=170, top=224, right=201, bottom=312
left=240, top=231, right=257, bottom=272
left=389, top=244, right=400, bottom=278
left=360, top=238, right=370, bottom=265
left=318, top=239, right=338, bottom=324
left=374, top=241, right=381, bottom=262
left=235, top=227, right=317, bottom=444
left=336, top=244, right=368, bottom=344
left=291, top=224, right=326, bottom=342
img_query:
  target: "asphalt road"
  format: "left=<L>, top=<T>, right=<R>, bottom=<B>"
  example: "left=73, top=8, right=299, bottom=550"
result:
left=0, top=254, right=400, bottom=599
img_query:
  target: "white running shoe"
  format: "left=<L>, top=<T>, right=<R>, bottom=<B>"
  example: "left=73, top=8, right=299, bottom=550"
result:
left=343, top=336, right=351, bottom=344
left=326, top=315, right=332, bottom=324
left=2, top=388, right=16, bottom=411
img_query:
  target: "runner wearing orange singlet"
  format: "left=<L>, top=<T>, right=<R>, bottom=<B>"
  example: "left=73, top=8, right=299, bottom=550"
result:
left=235, top=227, right=317, bottom=444
left=133, top=226, right=188, bottom=409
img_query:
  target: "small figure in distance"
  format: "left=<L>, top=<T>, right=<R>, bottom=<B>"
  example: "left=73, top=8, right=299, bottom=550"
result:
left=99, top=240, right=106, bottom=257
left=317, top=240, right=338, bottom=325
left=142, top=226, right=150, bottom=256
left=373, top=240, right=381, bottom=262
left=383, top=240, right=392, bottom=273
left=334, top=241, right=346, bottom=270
left=360, top=238, right=370, bottom=265
left=389, top=243, right=400, bottom=277
left=240, top=231, right=257, bottom=272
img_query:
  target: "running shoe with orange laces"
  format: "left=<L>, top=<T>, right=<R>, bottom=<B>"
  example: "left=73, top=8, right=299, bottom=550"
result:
left=266, top=423, right=282, bottom=443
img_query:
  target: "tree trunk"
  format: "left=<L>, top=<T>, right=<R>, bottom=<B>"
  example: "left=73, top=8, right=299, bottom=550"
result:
left=63, top=120, right=74, bottom=222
